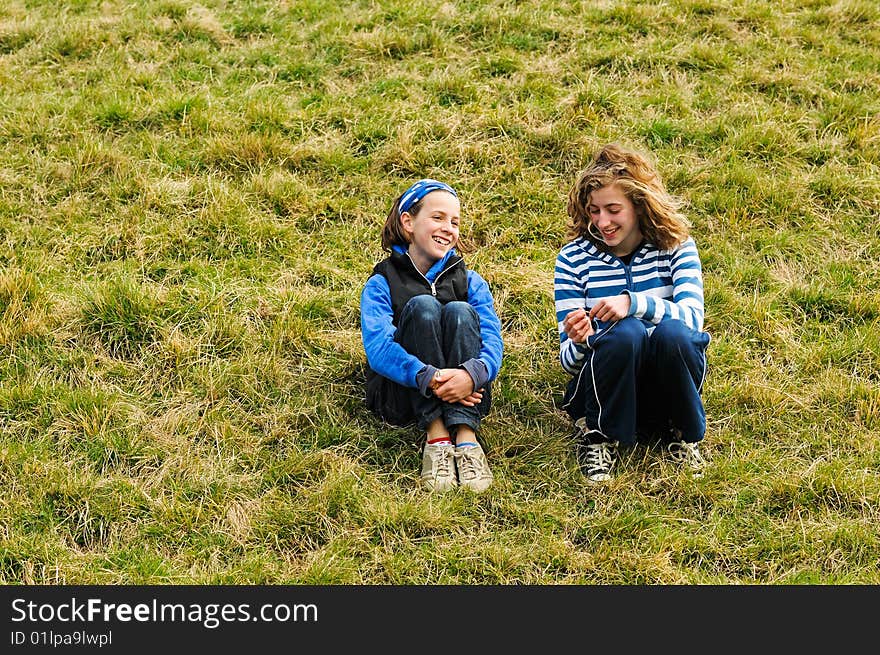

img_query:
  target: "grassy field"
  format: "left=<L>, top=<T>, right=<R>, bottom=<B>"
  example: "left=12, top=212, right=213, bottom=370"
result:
left=1, top=0, right=878, bottom=584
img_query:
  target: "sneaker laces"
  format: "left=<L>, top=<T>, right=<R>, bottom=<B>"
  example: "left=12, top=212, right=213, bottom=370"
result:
left=582, top=441, right=616, bottom=471
left=456, top=447, right=485, bottom=481
left=433, top=447, right=454, bottom=479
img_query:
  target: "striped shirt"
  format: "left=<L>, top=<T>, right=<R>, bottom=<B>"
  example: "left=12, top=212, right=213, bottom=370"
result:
left=554, top=236, right=705, bottom=375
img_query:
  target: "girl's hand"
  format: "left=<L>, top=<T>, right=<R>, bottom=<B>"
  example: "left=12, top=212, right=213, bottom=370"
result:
left=457, top=388, right=484, bottom=407
left=431, top=368, right=477, bottom=404
left=588, top=295, right=631, bottom=323
left=562, top=307, right=594, bottom=343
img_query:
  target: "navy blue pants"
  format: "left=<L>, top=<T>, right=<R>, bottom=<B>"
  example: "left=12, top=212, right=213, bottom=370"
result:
left=562, top=317, right=709, bottom=446
left=366, top=295, right=490, bottom=432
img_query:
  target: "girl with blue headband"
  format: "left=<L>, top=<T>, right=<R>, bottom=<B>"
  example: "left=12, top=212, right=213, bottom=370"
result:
left=360, top=179, right=503, bottom=493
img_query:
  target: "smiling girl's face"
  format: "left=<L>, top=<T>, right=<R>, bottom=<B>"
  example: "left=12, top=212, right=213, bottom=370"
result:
left=401, top=190, right=460, bottom=273
left=588, top=182, right=643, bottom=257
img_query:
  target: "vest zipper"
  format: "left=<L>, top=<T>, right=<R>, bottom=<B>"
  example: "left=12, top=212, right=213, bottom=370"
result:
left=406, top=253, right=462, bottom=297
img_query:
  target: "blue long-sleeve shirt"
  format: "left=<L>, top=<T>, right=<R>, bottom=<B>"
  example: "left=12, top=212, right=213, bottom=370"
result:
left=554, top=236, right=705, bottom=375
left=361, top=246, right=503, bottom=390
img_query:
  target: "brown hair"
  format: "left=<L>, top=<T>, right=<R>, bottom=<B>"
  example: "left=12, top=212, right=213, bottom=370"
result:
left=567, top=143, right=690, bottom=251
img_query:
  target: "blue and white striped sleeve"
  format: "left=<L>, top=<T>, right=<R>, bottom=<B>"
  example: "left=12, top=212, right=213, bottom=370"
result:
left=628, top=238, right=705, bottom=331
left=554, top=244, right=590, bottom=375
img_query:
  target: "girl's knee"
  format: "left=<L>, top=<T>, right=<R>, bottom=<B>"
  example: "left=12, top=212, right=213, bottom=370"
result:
left=651, top=318, right=695, bottom=343
left=441, top=301, right=478, bottom=326
left=652, top=319, right=702, bottom=348
left=600, top=316, right=648, bottom=352
left=402, top=295, right=442, bottom=324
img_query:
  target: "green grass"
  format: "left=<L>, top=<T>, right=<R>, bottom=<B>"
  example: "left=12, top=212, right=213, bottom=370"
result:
left=1, top=0, right=878, bottom=584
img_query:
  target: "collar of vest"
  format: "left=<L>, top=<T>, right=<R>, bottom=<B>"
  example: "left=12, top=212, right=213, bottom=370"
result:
left=390, top=247, right=463, bottom=281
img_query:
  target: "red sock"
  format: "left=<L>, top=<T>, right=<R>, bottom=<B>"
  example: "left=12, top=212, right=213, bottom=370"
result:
left=427, top=437, right=452, bottom=445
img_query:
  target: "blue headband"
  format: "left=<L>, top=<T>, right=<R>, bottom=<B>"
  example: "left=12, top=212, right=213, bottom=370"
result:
left=398, top=179, right=457, bottom=215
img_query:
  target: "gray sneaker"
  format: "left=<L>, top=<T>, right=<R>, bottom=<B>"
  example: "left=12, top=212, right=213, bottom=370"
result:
left=668, top=440, right=707, bottom=477
left=420, top=442, right=458, bottom=492
left=454, top=444, right=493, bottom=493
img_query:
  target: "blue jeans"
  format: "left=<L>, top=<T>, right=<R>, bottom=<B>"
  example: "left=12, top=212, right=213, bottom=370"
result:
left=366, top=295, right=491, bottom=432
left=562, top=317, right=710, bottom=445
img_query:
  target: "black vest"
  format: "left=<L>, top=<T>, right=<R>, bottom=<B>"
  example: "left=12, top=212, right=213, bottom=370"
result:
left=372, top=250, right=469, bottom=326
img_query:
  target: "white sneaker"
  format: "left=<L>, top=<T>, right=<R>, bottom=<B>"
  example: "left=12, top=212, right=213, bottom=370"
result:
left=420, top=442, right=457, bottom=492
left=455, top=444, right=493, bottom=493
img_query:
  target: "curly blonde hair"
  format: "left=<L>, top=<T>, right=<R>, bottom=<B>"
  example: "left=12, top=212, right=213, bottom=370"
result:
left=567, top=143, right=690, bottom=251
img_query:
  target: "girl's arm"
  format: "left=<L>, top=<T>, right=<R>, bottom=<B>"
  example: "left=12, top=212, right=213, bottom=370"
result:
left=626, top=237, right=705, bottom=331
left=360, top=275, right=425, bottom=388
left=465, top=271, right=503, bottom=383
left=554, top=247, right=591, bottom=375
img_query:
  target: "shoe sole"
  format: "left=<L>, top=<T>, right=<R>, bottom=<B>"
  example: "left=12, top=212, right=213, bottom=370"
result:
left=421, top=479, right=458, bottom=492
left=669, top=456, right=707, bottom=477
left=670, top=462, right=705, bottom=479
left=459, top=481, right=492, bottom=493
